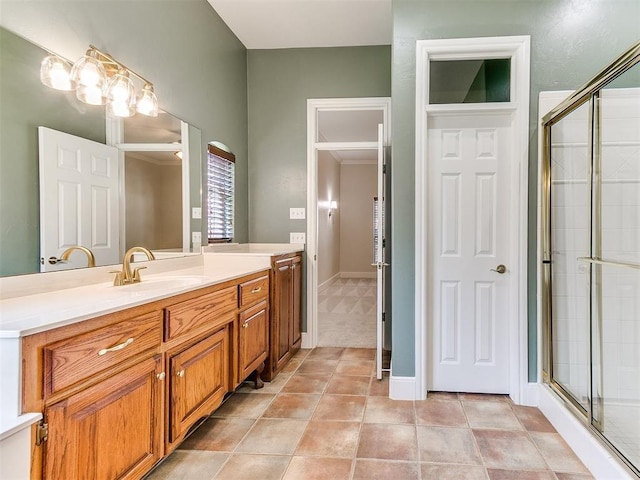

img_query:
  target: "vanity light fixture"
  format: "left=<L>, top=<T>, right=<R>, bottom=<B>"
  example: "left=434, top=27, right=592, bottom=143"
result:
left=40, top=45, right=159, bottom=117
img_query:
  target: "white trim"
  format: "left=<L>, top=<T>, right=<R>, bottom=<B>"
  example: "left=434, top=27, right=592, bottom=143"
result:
left=415, top=36, right=530, bottom=403
left=180, top=121, right=191, bottom=253
left=538, top=385, right=635, bottom=480
left=340, top=159, right=377, bottom=166
left=306, top=97, right=391, bottom=353
left=389, top=375, right=417, bottom=401
left=522, top=382, right=540, bottom=407
left=315, top=141, right=378, bottom=151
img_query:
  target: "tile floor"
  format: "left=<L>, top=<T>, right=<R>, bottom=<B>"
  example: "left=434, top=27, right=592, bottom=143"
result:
left=317, top=278, right=376, bottom=348
left=145, top=347, right=594, bottom=480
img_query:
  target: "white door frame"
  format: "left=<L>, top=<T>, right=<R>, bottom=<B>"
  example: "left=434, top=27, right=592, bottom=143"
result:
left=415, top=36, right=530, bottom=403
left=304, top=97, right=391, bottom=349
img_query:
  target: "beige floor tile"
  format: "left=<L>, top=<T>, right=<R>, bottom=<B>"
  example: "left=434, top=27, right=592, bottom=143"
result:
left=313, top=394, right=366, bottom=422
left=357, top=424, right=418, bottom=461
left=296, top=359, right=339, bottom=375
left=146, top=450, right=228, bottom=480
left=474, top=429, right=548, bottom=471
left=306, top=347, right=345, bottom=360
left=459, top=393, right=511, bottom=403
left=530, top=432, right=590, bottom=474
left=335, top=359, right=374, bottom=376
left=422, top=463, right=488, bottom=480
left=512, top=405, right=556, bottom=433
left=236, top=372, right=291, bottom=394
left=282, top=456, right=352, bottom=480
left=235, top=419, right=307, bottom=455
left=415, top=398, right=468, bottom=427
left=426, top=391, right=459, bottom=400
left=212, top=393, right=275, bottom=419
left=353, top=459, right=420, bottom=480
left=262, top=393, right=321, bottom=419
left=554, top=473, right=595, bottom=480
left=368, top=376, right=389, bottom=397
left=325, top=374, right=370, bottom=395
left=487, top=469, right=556, bottom=480
left=417, top=426, right=482, bottom=465
left=295, top=420, right=361, bottom=457
left=282, top=373, right=330, bottom=394
left=364, top=396, right=415, bottom=424
left=463, top=401, right=523, bottom=430
left=178, top=418, right=255, bottom=452
left=341, top=348, right=376, bottom=360
left=280, top=358, right=303, bottom=374
left=213, top=454, right=290, bottom=480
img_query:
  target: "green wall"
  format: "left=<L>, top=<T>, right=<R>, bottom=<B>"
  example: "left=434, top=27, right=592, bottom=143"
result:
left=247, top=46, right=391, bottom=241
left=0, top=0, right=248, bottom=276
left=391, top=0, right=640, bottom=379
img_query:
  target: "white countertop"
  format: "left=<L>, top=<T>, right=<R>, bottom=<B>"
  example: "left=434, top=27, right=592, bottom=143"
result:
left=0, top=253, right=274, bottom=338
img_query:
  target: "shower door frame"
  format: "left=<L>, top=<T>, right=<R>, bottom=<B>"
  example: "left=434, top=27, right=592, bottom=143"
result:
left=541, top=41, right=640, bottom=478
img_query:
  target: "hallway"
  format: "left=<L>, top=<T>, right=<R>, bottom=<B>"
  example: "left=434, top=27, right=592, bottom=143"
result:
left=146, top=348, right=593, bottom=480
left=317, top=278, right=376, bottom=348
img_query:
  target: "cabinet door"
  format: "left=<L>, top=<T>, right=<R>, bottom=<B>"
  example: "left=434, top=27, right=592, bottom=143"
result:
left=44, top=356, right=163, bottom=480
left=239, top=300, right=269, bottom=381
left=291, top=255, right=302, bottom=348
left=169, top=328, right=228, bottom=443
left=273, top=260, right=292, bottom=369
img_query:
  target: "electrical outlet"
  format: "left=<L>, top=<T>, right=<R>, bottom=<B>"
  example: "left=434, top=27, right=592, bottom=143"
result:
left=192, top=231, right=202, bottom=244
left=290, top=232, right=305, bottom=244
left=192, top=207, right=202, bottom=219
left=289, top=207, right=305, bottom=220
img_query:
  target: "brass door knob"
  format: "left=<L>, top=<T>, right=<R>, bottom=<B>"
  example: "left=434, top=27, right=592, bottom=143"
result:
left=490, top=264, right=507, bottom=274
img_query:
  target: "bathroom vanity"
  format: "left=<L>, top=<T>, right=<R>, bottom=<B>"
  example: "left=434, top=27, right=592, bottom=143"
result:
left=0, top=244, right=303, bottom=480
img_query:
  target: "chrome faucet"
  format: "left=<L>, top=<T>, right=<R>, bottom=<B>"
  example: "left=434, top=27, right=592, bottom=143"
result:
left=112, top=246, right=156, bottom=286
left=60, top=246, right=96, bottom=267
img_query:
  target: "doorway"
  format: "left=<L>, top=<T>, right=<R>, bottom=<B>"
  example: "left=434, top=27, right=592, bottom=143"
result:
left=306, top=98, right=391, bottom=379
left=415, top=36, right=530, bottom=402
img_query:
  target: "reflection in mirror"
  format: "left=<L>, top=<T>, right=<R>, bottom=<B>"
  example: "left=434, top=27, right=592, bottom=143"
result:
left=0, top=26, right=202, bottom=277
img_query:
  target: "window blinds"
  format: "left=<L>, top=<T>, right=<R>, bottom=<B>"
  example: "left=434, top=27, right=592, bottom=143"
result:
left=207, top=144, right=235, bottom=241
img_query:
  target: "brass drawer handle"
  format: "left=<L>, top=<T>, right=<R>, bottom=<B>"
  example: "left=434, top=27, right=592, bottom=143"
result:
left=177, top=369, right=185, bottom=378
left=98, top=338, right=134, bottom=356
left=251, top=286, right=262, bottom=294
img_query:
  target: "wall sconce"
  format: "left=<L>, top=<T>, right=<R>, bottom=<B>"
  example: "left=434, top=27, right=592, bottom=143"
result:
left=40, top=45, right=158, bottom=118
left=328, top=201, right=338, bottom=218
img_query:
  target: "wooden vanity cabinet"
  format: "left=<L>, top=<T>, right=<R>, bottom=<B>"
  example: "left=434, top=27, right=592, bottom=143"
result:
left=44, top=356, right=164, bottom=480
left=237, top=275, right=270, bottom=386
left=264, top=253, right=303, bottom=381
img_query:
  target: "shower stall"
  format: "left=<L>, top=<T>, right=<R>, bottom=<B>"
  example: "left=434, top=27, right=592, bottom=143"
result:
left=542, top=41, right=640, bottom=477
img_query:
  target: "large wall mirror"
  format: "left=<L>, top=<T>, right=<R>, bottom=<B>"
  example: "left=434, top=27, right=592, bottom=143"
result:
left=0, top=26, right=203, bottom=277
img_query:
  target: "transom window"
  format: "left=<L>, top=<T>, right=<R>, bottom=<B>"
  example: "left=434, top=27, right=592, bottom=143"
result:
left=207, top=143, right=235, bottom=242
left=429, top=58, right=511, bottom=104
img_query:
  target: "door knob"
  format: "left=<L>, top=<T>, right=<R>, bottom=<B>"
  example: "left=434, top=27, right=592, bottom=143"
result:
left=490, top=264, right=507, bottom=274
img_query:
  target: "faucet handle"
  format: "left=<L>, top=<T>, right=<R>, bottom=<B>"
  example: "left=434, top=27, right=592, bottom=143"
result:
left=132, top=266, right=147, bottom=283
left=110, top=270, right=124, bottom=286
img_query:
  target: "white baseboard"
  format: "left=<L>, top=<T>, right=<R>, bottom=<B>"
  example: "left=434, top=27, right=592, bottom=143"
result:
left=340, top=272, right=376, bottom=279
left=318, top=273, right=340, bottom=292
left=389, top=375, right=417, bottom=400
left=301, top=332, right=312, bottom=350
left=538, top=384, right=635, bottom=480
left=520, top=382, right=540, bottom=407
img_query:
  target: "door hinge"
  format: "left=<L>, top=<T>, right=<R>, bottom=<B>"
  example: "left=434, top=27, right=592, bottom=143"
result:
left=382, top=312, right=386, bottom=323
left=36, top=420, right=49, bottom=446
left=383, top=164, right=387, bottom=174
left=382, top=238, right=386, bottom=248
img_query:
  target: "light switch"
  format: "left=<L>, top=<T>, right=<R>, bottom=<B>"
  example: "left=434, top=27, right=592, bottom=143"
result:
left=290, top=232, right=305, bottom=244
left=290, top=208, right=305, bottom=220
left=192, top=207, right=202, bottom=219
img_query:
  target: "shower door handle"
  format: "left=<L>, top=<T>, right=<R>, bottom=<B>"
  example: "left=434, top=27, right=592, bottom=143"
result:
left=490, top=264, right=507, bottom=274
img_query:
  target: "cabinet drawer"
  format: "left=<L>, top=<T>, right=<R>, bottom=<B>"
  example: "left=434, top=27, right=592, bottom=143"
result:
left=44, top=311, right=162, bottom=397
left=238, top=275, right=269, bottom=309
left=165, top=286, right=237, bottom=341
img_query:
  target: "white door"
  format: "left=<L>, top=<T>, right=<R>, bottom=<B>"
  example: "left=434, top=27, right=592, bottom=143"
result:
left=39, top=127, right=120, bottom=271
left=427, top=112, right=513, bottom=393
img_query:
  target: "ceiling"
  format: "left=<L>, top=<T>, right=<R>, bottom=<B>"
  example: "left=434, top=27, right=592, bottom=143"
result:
left=206, top=0, right=392, bottom=50
left=206, top=1, right=390, bottom=164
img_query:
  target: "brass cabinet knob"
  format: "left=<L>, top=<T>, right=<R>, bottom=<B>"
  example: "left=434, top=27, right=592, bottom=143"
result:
left=176, top=369, right=185, bottom=378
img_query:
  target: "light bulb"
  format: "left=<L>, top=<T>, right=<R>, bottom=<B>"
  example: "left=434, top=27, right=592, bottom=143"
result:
left=106, top=70, right=135, bottom=117
left=136, top=84, right=159, bottom=117
left=70, top=50, right=106, bottom=105
left=76, top=84, right=105, bottom=106
left=40, top=55, right=73, bottom=91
